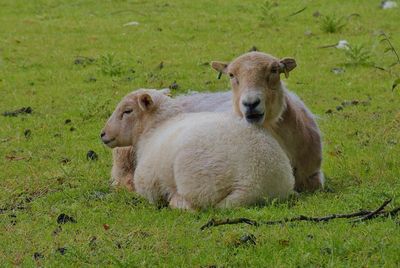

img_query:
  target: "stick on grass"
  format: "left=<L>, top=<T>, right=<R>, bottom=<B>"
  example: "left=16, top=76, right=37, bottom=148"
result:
left=201, top=199, right=399, bottom=230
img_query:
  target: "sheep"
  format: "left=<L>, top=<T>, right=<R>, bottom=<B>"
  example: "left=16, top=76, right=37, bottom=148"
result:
left=101, top=89, right=294, bottom=209
left=110, top=91, right=232, bottom=191
left=111, top=51, right=323, bottom=193
left=211, top=51, right=324, bottom=192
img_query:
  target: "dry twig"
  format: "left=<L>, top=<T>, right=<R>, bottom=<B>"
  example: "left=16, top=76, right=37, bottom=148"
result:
left=201, top=199, right=399, bottom=230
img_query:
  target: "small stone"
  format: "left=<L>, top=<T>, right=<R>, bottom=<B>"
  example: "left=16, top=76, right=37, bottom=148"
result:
left=331, top=67, right=345, bottom=74
left=169, top=81, right=179, bottom=90
left=57, top=213, right=76, bottom=224
left=86, top=150, right=98, bottom=161
left=381, top=1, right=397, bottom=9
left=123, top=21, right=140, bottom=26
left=336, top=40, right=350, bottom=50
left=56, top=247, right=67, bottom=255
left=33, top=252, right=44, bottom=260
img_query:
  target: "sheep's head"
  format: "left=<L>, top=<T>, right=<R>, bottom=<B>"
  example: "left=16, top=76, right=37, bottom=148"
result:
left=211, top=52, right=296, bottom=125
left=100, top=89, right=170, bottom=148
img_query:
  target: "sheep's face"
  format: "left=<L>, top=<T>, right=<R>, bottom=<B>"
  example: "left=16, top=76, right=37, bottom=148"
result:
left=100, top=89, right=169, bottom=148
left=211, top=52, right=296, bottom=125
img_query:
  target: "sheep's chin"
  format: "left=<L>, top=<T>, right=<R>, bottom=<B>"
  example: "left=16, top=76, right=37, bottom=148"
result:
left=103, top=138, right=118, bottom=148
left=245, top=113, right=265, bottom=124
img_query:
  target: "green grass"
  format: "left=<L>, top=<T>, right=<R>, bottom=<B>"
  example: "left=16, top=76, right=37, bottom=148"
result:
left=0, top=0, right=399, bottom=266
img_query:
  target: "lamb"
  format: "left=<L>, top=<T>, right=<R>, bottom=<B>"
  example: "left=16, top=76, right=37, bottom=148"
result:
left=211, top=51, right=324, bottom=192
left=101, top=89, right=294, bottom=209
left=110, top=91, right=232, bottom=191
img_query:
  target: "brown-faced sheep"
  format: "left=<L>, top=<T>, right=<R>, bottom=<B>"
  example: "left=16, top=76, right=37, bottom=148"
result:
left=211, top=51, right=323, bottom=192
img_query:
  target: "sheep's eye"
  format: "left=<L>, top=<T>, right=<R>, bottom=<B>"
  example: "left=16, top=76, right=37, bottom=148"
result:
left=271, top=67, right=279, bottom=74
left=229, top=73, right=234, bottom=79
left=122, top=109, right=133, bottom=115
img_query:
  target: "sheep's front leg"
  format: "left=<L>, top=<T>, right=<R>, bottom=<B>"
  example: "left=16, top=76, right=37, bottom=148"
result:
left=216, top=189, right=255, bottom=209
left=111, top=146, right=136, bottom=191
left=294, top=170, right=324, bottom=192
left=169, top=193, right=193, bottom=210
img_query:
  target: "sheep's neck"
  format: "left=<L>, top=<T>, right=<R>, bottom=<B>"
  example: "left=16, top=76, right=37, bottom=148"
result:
left=269, top=94, right=322, bottom=176
left=140, top=101, right=183, bottom=139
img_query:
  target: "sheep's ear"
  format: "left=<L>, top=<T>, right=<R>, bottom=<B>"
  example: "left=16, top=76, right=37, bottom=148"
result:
left=279, top=58, right=297, bottom=78
left=211, top=61, right=228, bottom=79
left=159, top=88, right=172, bottom=96
left=138, top=93, right=154, bottom=111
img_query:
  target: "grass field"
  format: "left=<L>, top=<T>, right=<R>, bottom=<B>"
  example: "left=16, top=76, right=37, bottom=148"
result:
left=1, top=0, right=399, bottom=266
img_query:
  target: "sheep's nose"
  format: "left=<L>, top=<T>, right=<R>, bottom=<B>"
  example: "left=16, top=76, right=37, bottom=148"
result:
left=242, top=99, right=261, bottom=110
left=100, top=131, right=106, bottom=138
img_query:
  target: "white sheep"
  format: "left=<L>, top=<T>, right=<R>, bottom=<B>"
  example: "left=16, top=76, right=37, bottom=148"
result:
left=109, top=91, right=232, bottom=191
left=101, top=89, right=294, bottom=209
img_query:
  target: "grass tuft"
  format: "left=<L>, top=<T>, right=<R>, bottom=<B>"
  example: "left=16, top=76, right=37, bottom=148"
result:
left=320, top=15, right=347, bottom=33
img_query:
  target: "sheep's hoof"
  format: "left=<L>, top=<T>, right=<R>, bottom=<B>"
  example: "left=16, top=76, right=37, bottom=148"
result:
left=110, top=176, right=135, bottom=192
left=169, top=193, right=193, bottom=210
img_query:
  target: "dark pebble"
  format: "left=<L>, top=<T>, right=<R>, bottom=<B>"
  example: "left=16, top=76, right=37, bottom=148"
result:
left=56, top=247, right=67, bottom=255
left=57, top=213, right=76, bottom=224
left=169, top=81, right=179, bottom=90
left=33, top=252, right=44, bottom=260
left=86, top=150, right=98, bottom=161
